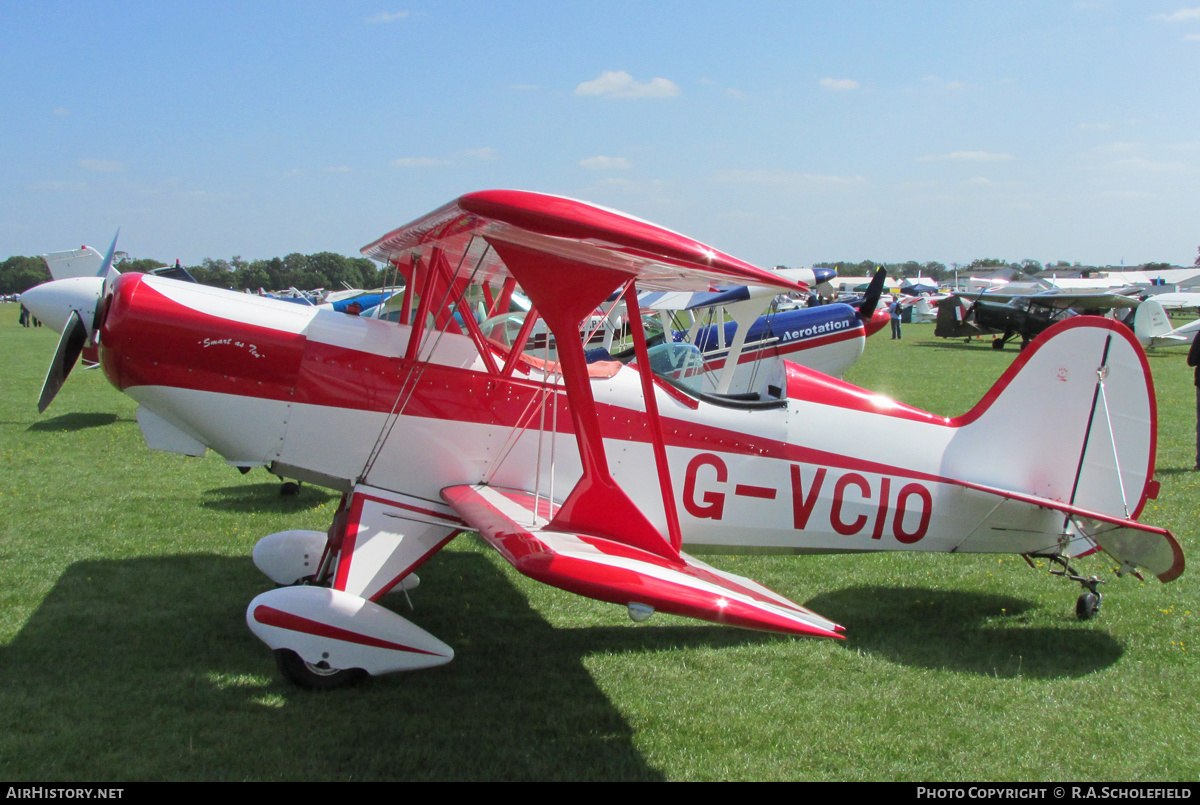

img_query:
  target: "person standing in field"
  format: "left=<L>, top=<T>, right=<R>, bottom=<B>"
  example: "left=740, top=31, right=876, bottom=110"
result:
left=1189, top=335, right=1200, bottom=470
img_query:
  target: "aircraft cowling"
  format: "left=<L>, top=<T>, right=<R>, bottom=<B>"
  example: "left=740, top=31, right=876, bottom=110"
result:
left=863, top=305, right=891, bottom=337
left=99, top=272, right=314, bottom=465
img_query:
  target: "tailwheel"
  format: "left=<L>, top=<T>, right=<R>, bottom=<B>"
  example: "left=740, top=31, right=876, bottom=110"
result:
left=1041, top=554, right=1106, bottom=621
left=1076, top=591, right=1101, bottom=621
left=274, top=649, right=367, bottom=691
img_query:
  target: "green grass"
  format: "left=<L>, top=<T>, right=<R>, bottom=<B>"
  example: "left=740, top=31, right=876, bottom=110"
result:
left=0, top=306, right=1197, bottom=781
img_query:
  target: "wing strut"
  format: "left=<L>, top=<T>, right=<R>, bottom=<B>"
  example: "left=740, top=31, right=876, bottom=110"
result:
left=488, top=239, right=677, bottom=561
left=625, top=280, right=683, bottom=552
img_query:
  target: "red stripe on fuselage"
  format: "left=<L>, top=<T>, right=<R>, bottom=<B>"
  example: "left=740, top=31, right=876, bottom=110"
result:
left=93, top=272, right=985, bottom=475
left=98, top=276, right=1155, bottom=517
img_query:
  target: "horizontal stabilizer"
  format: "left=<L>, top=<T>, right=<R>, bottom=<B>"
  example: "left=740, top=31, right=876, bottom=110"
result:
left=957, top=478, right=1184, bottom=582
left=442, top=484, right=843, bottom=639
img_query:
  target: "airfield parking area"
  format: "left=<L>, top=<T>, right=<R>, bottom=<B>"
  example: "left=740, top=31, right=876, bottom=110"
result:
left=1, top=305, right=1196, bottom=782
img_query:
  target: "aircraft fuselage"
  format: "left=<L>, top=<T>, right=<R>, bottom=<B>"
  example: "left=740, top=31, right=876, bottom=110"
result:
left=100, top=272, right=1157, bottom=564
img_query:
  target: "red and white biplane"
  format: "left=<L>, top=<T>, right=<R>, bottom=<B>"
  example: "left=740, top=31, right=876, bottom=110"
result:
left=40, top=190, right=1183, bottom=688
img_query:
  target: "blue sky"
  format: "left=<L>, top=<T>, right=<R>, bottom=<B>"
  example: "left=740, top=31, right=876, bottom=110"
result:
left=3, top=1, right=1199, bottom=270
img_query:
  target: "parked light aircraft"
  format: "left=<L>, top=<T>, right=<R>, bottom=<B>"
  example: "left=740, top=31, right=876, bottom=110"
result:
left=935, top=289, right=1140, bottom=349
left=1143, top=292, right=1200, bottom=314
left=42, top=245, right=105, bottom=281
left=38, top=190, right=1182, bottom=689
left=897, top=291, right=951, bottom=324
left=1132, top=298, right=1200, bottom=348
left=631, top=266, right=888, bottom=393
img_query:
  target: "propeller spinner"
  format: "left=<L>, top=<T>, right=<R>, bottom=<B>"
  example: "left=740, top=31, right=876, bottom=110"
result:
left=32, top=230, right=120, bottom=412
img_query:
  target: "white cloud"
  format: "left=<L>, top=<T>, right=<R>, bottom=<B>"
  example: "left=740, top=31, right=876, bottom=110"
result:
left=917, top=151, right=1015, bottom=162
left=819, top=77, right=860, bottom=91
left=574, top=71, right=680, bottom=99
left=579, top=155, right=632, bottom=170
left=1152, top=7, right=1200, bottom=22
left=52, top=107, right=70, bottom=117
left=79, top=159, right=127, bottom=172
left=463, top=147, right=496, bottom=160
left=390, top=157, right=449, bottom=167
left=366, top=11, right=410, bottom=23
left=323, top=166, right=352, bottom=173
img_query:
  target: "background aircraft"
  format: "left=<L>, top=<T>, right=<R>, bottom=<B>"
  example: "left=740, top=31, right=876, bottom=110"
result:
left=630, top=266, right=888, bottom=395
left=935, top=288, right=1140, bottom=349
left=1132, top=298, right=1200, bottom=348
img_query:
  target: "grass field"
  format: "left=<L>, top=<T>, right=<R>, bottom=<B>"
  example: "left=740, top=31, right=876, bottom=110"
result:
left=1, top=302, right=1197, bottom=781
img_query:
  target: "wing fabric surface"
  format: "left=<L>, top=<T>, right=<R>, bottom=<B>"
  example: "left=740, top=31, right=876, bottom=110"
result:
left=361, top=190, right=807, bottom=295
left=442, top=484, right=844, bottom=639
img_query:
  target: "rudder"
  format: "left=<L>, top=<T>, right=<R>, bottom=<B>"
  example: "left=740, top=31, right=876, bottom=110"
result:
left=942, top=317, right=1156, bottom=522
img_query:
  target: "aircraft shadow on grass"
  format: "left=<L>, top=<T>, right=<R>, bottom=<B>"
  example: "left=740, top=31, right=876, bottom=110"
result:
left=27, top=412, right=120, bottom=432
left=911, top=339, right=1006, bottom=352
left=1, top=551, right=671, bottom=781
left=808, top=585, right=1123, bottom=679
left=199, top=482, right=340, bottom=514
left=1154, top=467, right=1199, bottom=477
left=3, top=549, right=1127, bottom=778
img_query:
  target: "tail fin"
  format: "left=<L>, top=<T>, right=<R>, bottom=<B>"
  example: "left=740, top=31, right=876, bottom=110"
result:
left=1133, top=298, right=1182, bottom=347
left=943, top=317, right=1181, bottom=580
left=40, top=246, right=104, bottom=281
left=944, top=317, right=1155, bottom=522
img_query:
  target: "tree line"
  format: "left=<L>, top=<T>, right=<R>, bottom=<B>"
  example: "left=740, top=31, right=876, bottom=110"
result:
left=0, top=251, right=393, bottom=296
left=4, top=250, right=1193, bottom=297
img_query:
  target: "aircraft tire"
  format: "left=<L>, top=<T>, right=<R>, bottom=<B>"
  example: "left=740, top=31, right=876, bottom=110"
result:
left=1075, top=592, right=1101, bottom=621
left=274, top=649, right=367, bottom=691
left=279, top=481, right=301, bottom=497
left=991, top=339, right=1005, bottom=350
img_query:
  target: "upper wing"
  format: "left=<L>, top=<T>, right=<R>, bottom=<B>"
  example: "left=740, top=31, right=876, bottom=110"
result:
left=1025, top=291, right=1141, bottom=311
left=361, top=190, right=806, bottom=294
left=1149, top=292, right=1200, bottom=311
left=442, top=483, right=844, bottom=639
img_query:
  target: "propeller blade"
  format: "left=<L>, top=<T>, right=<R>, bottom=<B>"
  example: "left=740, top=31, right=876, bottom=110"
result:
left=857, top=265, right=888, bottom=320
left=38, top=310, right=89, bottom=413
left=91, top=229, right=121, bottom=338
left=97, top=229, right=120, bottom=281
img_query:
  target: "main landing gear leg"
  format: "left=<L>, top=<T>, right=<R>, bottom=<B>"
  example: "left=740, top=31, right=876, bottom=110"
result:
left=247, top=485, right=460, bottom=689
left=1040, top=554, right=1105, bottom=620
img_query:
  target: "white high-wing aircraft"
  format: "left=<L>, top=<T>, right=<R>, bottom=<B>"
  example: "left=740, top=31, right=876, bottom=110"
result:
left=1132, top=298, right=1200, bottom=348
left=1143, top=292, right=1200, bottom=315
left=37, top=190, right=1182, bottom=689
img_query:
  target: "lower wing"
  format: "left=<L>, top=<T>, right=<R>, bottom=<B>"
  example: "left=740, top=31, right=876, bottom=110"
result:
left=441, top=484, right=843, bottom=639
